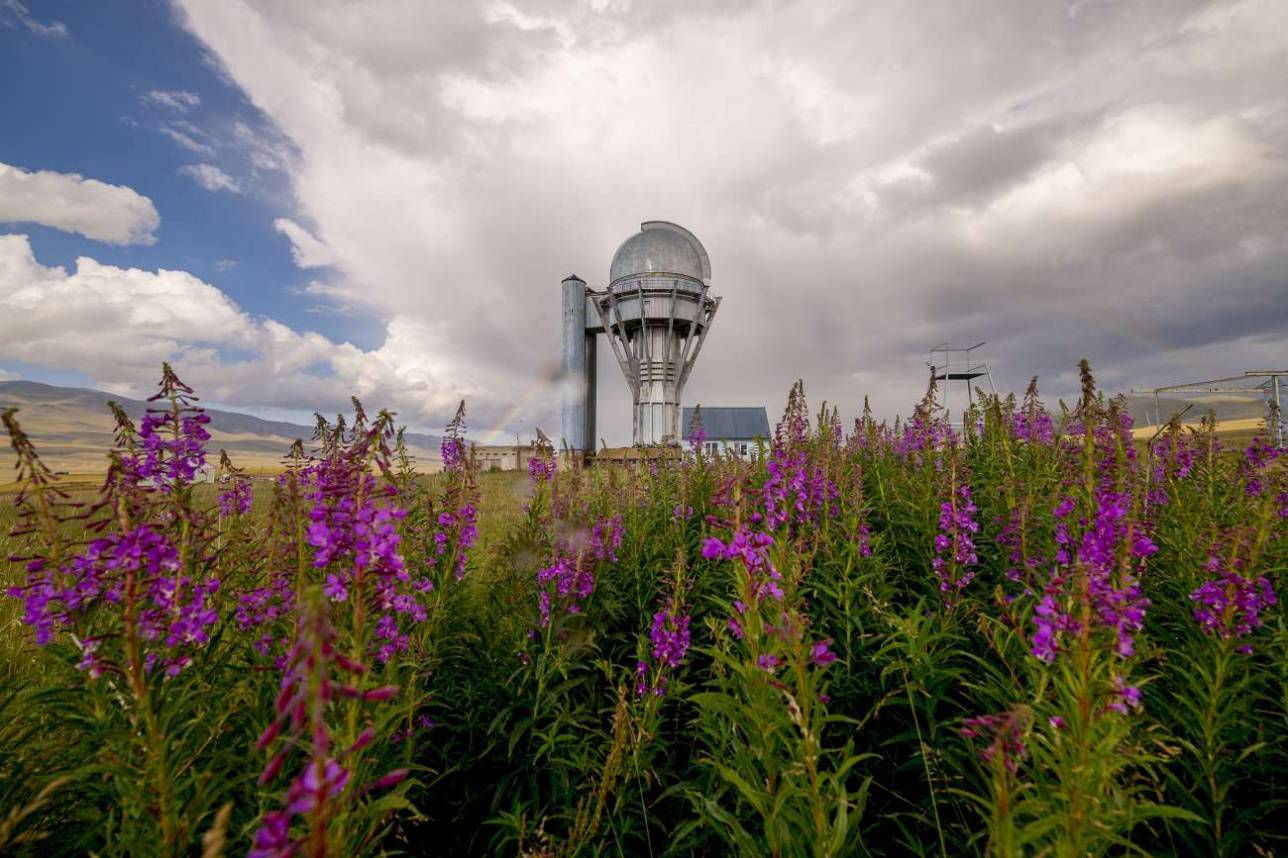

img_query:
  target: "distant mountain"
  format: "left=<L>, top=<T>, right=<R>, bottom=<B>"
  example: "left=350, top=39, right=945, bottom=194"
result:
left=0, top=380, right=443, bottom=474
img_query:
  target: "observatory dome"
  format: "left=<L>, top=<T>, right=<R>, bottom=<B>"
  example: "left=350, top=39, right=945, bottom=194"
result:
left=609, top=222, right=710, bottom=286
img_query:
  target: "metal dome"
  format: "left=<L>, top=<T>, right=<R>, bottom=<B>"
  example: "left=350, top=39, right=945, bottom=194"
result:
left=609, top=221, right=710, bottom=286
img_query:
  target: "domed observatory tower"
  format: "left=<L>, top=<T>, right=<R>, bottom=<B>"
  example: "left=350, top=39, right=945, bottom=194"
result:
left=560, top=221, right=721, bottom=453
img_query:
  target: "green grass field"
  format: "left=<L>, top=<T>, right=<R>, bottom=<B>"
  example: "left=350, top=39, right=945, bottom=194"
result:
left=0, top=374, right=1283, bottom=856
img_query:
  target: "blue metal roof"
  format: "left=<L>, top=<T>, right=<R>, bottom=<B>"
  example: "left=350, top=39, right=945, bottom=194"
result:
left=682, top=406, right=771, bottom=440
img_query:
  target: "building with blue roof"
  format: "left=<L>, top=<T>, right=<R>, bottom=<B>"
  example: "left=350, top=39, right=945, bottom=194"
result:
left=681, top=406, right=771, bottom=458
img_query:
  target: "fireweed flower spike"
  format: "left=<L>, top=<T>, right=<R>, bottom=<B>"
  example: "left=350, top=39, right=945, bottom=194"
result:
left=1241, top=435, right=1282, bottom=498
left=536, top=513, right=625, bottom=627
left=1030, top=488, right=1154, bottom=666
left=1190, top=557, right=1278, bottom=652
left=689, top=405, right=707, bottom=454
left=217, top=478, right=252, bottom=518
left=297, top=424, right=426, bottom=664
left=703, top=528, right=783, bottom=602
left=756, top=380, right=842, bottom=537
left=536, top=554, right=593, bottom=625
left=6, top=373, right=221, bottom=677
left=528, top=429, right=557, bottom=487
left=1107, top=675, right=1142, bottom=714
left=1011, top=377, right=1055, bottom=444
left=591, top=515, right=624, bottom=563
left=933, top=482, right=979, bottom=605
left=430, top=401, right=481, bottom=582
left=118, top=363, right=212, bottom=489
left=215, top=449, right=253, bottom=518
left=636, top=597, right=692, bottom=697
left=528, top=453, right=557, bottom=485
left=961, top=710, right=1028, bottom=775
left=253, top=590, right=407, bottom=857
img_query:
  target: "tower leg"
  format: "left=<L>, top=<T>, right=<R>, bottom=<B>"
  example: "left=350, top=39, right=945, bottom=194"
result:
left=584, top=334, right=597, bottom=453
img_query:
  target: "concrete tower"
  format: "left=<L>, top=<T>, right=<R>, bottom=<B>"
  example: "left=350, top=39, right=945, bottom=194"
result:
left=560, top=274, right=596, bottom=453
left=559, top=221, right=720, bottom=452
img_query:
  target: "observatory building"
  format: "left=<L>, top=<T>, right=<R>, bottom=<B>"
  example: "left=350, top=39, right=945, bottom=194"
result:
left=561, top=221, right=721, bottom=453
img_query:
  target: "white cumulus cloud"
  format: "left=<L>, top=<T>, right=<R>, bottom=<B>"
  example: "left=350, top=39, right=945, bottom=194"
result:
left=0, top=162, right=159, bottom=245
left=0, top=234, right=477, bottom=422
left=141, top=89, right=202, bottom=111
left=274, top=218, right=335, bottom=268
left=1, top=0, right=66, bottom=37
left=178, top=163, right=241, bottom=193
left=161, top=125, right=217, bottom=156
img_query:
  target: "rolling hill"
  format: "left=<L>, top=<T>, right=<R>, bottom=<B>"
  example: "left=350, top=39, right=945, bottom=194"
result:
left=1123, top=392, right=1268, bottom=427
left=1122, top=391, right=1274, bottom=446
left=0, top=380, right=443, bottom=476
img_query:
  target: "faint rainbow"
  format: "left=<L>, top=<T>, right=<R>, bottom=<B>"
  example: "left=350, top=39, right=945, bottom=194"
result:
left=475, top=375, right=559, bottom=446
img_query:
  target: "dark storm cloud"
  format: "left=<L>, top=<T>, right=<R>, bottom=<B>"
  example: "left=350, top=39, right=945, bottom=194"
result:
left=886, top=117, right=1087, bottom=214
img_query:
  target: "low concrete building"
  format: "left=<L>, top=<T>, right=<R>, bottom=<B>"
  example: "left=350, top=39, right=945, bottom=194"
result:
left=681, top=406, right=771, bottom=458
left=472, top=442, right=539, bottom=472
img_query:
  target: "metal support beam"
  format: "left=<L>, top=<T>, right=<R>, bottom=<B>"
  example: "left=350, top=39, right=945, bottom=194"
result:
left=584, top=333, right=596, bottom=452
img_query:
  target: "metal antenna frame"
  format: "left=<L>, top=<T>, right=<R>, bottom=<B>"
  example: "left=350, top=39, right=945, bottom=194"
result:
left=926, top=342, right=994, bottom=423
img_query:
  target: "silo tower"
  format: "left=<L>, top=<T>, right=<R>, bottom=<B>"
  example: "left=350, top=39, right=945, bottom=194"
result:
left=560, top=221, right=721, bottom=452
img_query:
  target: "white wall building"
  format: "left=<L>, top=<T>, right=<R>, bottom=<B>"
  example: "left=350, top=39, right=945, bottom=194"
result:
left=681, top=406, right=770, bottom=458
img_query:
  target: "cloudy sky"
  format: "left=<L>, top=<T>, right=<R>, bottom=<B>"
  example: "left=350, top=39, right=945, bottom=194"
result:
left=1, top=0, right=1285, bottom=443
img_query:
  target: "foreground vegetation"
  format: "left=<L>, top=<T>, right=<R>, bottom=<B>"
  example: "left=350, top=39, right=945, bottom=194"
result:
left=0, top=362, right=1284, bottom=856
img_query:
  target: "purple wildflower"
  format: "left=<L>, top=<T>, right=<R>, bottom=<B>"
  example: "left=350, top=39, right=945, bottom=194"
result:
left=1241, top=436, right=1281, bottom=497
left=1107, top=675, right=1142, bottom=714
left=1031, top=488, right=1153, bottom=664
left=217, top=477, right=252, bottom=517
left=253, top=592, right=405, bottom=855
left=323, top=574, right=348, bottom=602
left=650, top=605, right=691, bottom=668
left=285, top=758, right=350, bottom=815
left=591, top=515, right=624, bottom=563
left=961, top=710, right=1028, bottom=774
left=703, top=528, right=783, bottom=601
left=688, top=408, right=707, bottom=454
left=932, top=482, right=979, bottom=604
left=8, top=525, right=218, bottom=677
left=1011, top=408, right=1055, bottom=444
left=440, top=437, right=465, bottom=471
left=301, top=456, right=419, bottom=663
left=997, top=503, right=1044, bottom=587
left=809, top=639, right=837, bottom=667
left=528, top=449, right=557, bottom=485
left=248, top=811, right=292, bottom=858
left=1191, top=564, right=1277, bottom=651
left=535, top=527, right=619, bottom=628
left=635, top=595, right=692, bottom=698
left=125, top=409, right=212, bottom=488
